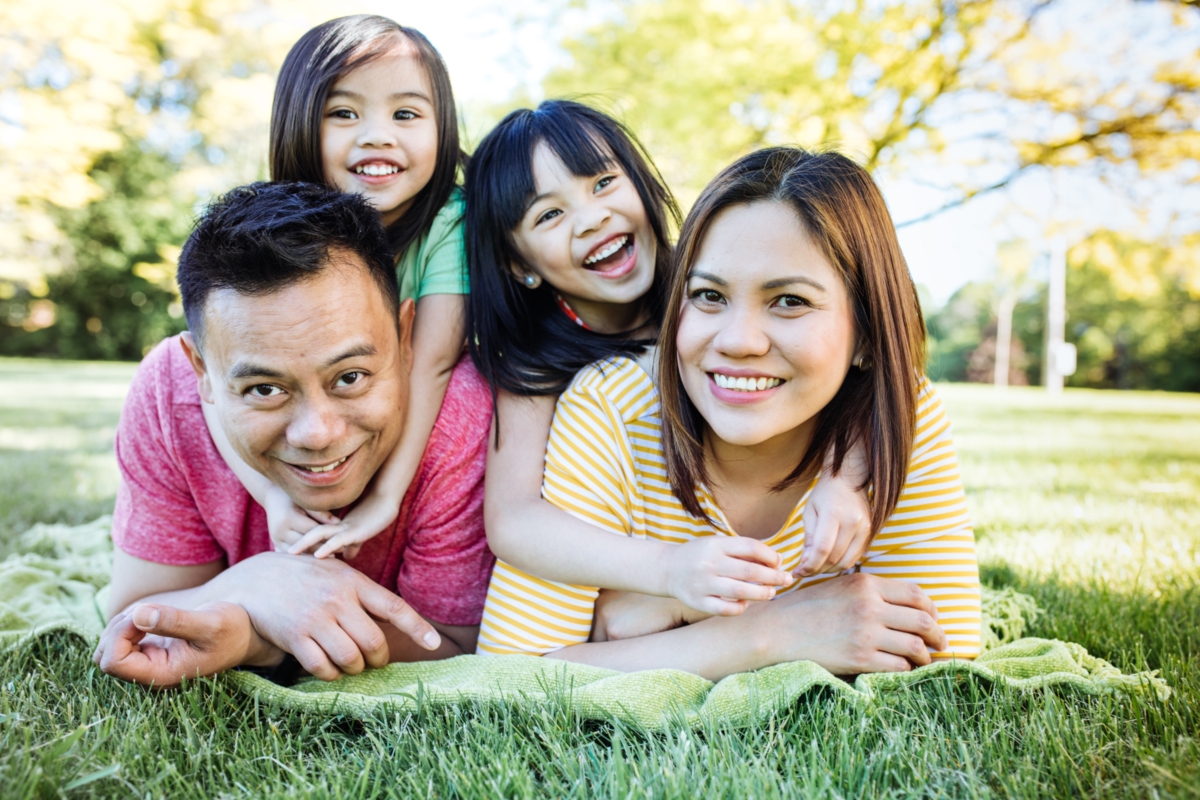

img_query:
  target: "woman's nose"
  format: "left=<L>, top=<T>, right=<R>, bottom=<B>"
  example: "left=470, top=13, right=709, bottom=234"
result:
left=712, top=306, right=771, bottom=358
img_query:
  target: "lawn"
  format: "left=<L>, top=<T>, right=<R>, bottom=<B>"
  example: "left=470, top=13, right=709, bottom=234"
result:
left=1, top=356, right=1197, bottom=798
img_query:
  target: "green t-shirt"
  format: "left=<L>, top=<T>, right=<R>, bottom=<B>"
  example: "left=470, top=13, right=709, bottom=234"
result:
left=395, top=187, right=468, bottom=302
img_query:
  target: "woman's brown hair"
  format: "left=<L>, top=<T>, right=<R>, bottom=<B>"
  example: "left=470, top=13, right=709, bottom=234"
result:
left=269, top=15, right=463, bottom=261
left=657, top=147, right=926, bottom=535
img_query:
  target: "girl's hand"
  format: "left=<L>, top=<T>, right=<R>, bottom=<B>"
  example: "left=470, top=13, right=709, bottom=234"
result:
left=286, top=492, right=401, bottom=560
left=797, top=472, right=872, bottom=577
left=661, top=537, right=793, bottom=616
left=264, top=485, right=340, bottom=554
left=591, top=591, right=710, bottom=642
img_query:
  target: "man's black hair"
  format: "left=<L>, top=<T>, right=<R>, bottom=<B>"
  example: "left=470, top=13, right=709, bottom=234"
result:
left=178, top=182, right=400, bottom=343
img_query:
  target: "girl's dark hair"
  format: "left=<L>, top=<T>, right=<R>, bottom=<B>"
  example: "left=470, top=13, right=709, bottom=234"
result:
left=269, top=15, right=463, bottom=260
left=464, top=100, right=680, bottom=397
left=658, top=147, right=926, bottom=536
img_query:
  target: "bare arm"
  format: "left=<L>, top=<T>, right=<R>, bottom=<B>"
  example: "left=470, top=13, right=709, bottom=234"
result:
left=485, top=391, right=791, bottom=611
left=200, top=400, right=274, bottom=506
left=297, top=293, right=466, bottom=558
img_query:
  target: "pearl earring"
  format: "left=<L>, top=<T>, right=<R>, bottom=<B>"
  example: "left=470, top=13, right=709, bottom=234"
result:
left=524, top=274, right=538, bottom=288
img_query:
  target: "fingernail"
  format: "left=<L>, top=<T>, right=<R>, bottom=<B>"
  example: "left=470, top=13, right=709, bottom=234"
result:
left=133, top=607, right=159, bottom=629
left=423, top=630, right=441, bottom=650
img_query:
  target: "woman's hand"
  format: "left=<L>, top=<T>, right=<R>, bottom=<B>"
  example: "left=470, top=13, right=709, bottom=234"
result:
left=765, top=573, right=947, bottom=674
left=264, top=485, right=341, bottom=554
left=660, top=537, right=793, bottom=616
left=797, top=445, right=872, bottom=577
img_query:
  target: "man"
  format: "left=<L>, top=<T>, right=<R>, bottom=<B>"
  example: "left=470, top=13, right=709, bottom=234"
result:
left=94, top=182, right=493, bottom=687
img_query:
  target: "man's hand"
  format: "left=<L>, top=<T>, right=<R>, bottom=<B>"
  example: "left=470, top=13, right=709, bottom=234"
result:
left=93, top=602, right=269, bottom=688
left=661, top=537, right=793, bottom=616
left=215, top=552, right=441, bottom=681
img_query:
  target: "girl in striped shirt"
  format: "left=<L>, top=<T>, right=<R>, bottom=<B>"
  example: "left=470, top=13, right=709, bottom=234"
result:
left=465, top=103, right=876, bottom=623
left=476, top=147, right=981, bottom=680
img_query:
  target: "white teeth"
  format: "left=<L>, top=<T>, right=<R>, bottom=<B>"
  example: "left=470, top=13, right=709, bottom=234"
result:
left=301, top=456, right=348, bottom=473
left=584, top=235, right=628, bottom=265
left=712, top=373, right=782, bottom=392
left=355, top=164, right=400, bottom=176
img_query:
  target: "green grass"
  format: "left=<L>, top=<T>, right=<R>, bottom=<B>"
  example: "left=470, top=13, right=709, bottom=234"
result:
left=1, top=358, right=1197, bottom=798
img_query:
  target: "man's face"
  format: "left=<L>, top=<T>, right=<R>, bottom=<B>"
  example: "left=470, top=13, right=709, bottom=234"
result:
left=182, top=254, right=411, bottom=512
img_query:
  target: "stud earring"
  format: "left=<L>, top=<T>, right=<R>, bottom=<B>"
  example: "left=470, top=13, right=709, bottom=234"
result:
left=854, top=353, right=873, bottom=371
left=524, top=274, right=538, bottom=288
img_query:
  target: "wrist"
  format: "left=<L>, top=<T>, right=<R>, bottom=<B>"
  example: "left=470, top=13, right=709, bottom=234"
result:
left=648, top=541, right=678, bottom=598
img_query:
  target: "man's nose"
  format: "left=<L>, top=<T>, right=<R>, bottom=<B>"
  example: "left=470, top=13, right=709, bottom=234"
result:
left=286, top=395, right=347, bottom=453
left=713, top=306, right=771, bottom=358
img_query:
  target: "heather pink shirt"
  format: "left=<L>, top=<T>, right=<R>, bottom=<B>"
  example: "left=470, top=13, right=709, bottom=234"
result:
left=112, top=336, right=495, bottom=626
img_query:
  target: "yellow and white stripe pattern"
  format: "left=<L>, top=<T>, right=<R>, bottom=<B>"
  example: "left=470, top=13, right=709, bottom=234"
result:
left=477, top=358, right=981, bottom=659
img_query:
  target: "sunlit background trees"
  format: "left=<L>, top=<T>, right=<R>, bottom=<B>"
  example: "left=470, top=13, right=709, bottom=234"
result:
left=2, top=0, right=1198, bottom=389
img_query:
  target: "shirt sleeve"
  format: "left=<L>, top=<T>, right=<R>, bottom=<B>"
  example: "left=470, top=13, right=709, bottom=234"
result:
left=476, top=377, right=634, bottom=655
left=857, top=382, right=982, bottom=659
left=414, top=197, right=468, bottom=298
left=110, top=345, right=225, bottom=566
left=394, top=359, right=494, bottom=626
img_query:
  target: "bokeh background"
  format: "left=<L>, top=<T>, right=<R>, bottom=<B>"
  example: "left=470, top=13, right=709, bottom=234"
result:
left=1, top=0, right=1198, bottom=387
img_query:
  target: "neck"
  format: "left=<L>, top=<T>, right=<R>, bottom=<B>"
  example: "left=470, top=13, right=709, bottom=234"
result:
left=561, top=293, right=649, bottom=336
left=704, top=420, right=815, bottom=496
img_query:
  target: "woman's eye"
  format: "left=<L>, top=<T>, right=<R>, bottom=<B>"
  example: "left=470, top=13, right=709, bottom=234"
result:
left=594, top=175, right=615, bottom=192
left=394, top=109, right=416, bottom=121
left=536, top=208, right=562, bottom=225
left=247, top=384, right=283, bottom=398
left=336, top=371, right=366, bottom=388
left=690, top=288, right=723, bottom=305
left=776, top=294, right=810, bottom=309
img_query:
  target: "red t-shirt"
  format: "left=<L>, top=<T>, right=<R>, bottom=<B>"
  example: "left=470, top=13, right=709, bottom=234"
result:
left=111, top=336, right=495, bottom=626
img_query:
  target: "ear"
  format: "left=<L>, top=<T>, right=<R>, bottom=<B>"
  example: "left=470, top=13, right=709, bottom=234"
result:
left=396, top=298, right=416, bottom=368
left=179, top=332, right=215, bottom=404
left=508, top=262, right=542, bottom=290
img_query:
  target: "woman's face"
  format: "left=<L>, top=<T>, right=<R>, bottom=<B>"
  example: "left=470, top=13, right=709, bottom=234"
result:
left=321, top=39, right=439, bottom=228
left=511, top=143, right=656, bottom=334
left=676, top=201, right=860, bottom=453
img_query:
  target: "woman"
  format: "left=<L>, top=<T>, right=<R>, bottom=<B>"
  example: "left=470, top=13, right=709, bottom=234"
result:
left=476, top=147, right=982, bottom=680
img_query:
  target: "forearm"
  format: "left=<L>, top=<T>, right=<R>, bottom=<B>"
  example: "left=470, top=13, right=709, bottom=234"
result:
left=488, top=500, right=674, bottom=595
left=545, top=606, right=771, bottom=682
left=380, top=622, right=476, bottom=663
left=200, top=400, right=274, bottom=506
left=372, top=358, right=454, bottom=507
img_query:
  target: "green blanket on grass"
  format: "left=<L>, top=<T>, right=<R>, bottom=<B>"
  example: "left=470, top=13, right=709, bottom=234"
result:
left=0, top=518, right=1170, bottom=731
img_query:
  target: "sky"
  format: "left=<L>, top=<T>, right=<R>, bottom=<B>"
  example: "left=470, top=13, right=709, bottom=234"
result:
left=286, top=0, right=1198, bottom=306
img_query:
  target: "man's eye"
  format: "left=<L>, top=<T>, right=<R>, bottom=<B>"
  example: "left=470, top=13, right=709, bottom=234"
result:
left=536, top=208, right=562, bottom=225
left=336, top=371, right=366, bottom=387
left=247, top=384, right=282, bottom=398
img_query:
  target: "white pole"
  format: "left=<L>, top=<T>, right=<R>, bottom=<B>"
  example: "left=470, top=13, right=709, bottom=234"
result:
left=995, top=293, right=1016, bottom=389
left=1044, top=236, right=1067, bottom=393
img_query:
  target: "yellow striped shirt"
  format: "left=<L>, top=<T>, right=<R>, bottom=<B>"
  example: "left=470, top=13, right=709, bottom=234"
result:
left=478, top=358, right=981, bottom=660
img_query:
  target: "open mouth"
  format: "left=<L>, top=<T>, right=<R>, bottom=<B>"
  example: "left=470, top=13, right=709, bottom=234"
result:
left=710, top=373, right=785, bottom=392
left=582, top=234, right=634, bottom=273
left=296, top=456, right=349, bottom=473
left=351, top=160, right=402, bottom=179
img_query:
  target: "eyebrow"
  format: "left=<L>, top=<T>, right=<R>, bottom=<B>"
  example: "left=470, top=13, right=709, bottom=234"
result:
left=227, top=344, right=377, bottom=381
left=326, top=89, right=432, bottom=103
left=688, top=270, right=827, bottom=292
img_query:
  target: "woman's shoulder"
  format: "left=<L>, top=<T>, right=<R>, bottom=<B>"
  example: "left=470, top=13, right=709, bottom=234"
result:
left=563, top=356, right=660, bottom=422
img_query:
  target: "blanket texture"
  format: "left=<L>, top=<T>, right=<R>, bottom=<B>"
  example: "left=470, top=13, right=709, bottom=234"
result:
left=0, top=518, right=1170, bottom=730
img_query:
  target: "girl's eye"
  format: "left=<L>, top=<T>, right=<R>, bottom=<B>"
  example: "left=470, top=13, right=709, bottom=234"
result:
left=247, top=384, right=283, bottom=398
left=329, top=108, right=357, bottom=120
left=336, top=371, right=366, bottom=388
left=690, top=288, right=724, bottom=305
left=536, top=208, right=562, bottom=225
left=394, top=109, right=416, bottom=121
left=776, top=294, right=810, bottom=309
left=594, top=175, right=615, bottom=192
